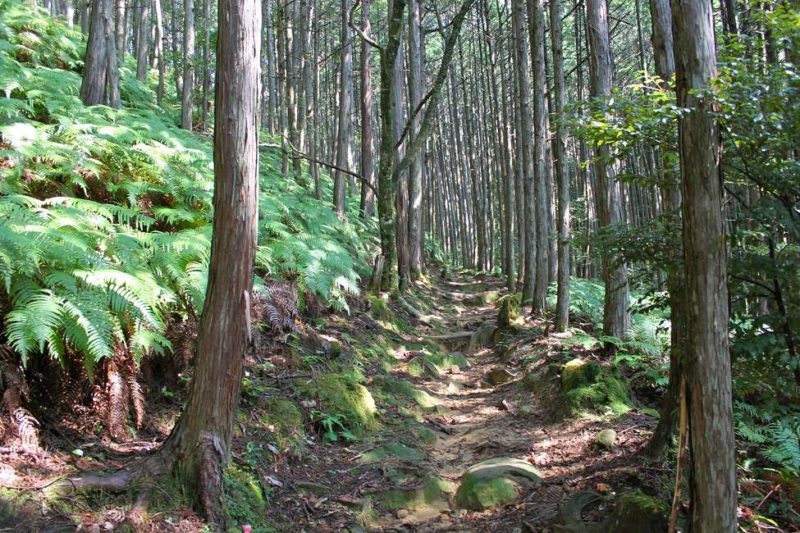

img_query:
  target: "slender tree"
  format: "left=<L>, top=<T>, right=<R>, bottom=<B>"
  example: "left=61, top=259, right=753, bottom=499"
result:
left=81, top=0, right=121, bottom=108
left=586, top=0, right=631, bottom=341
left=180, top=0, right=194, bottom=130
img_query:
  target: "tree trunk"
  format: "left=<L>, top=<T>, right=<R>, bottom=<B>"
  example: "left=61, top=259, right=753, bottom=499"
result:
left=407, top=0, right=425, bottom=279
left=154, top=0, right=260, bottom=526
left=673, top=0, right=737, bottom=527
left=154, top=0, right=165, bottom=104
left=511, top=0, right=536, bottom=305
left=180, top=0, right=194, bottom=130
left=135, top=0, right=150, bottom=81
left=529, top=0, right=549, bottom=313
left=333, top=0, right=355, bottom=215
left=586, top=0, right=631, bottom=341
left=82, top=0, right=120, bottom=108
left=550, top=0, right=569, bottom=331
left=359, top=0, right=376, bottom=218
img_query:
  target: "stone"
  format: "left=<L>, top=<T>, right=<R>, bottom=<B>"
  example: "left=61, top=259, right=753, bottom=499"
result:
left=486, top=367, right=515, bottom=385
left=468, top=322, right=497, bottom=354
left=518, top=405, right=536, bottom=416
left=594, top=429, right=617, bottom=449
left=450, top=365, right=462, bottom=374
left=602, top=490, right=669, bottom=533
left=397, top=509, right=410, bottom=519
left=560, top=358, right=601, bottom=392
left=454, top=457, right=542, bottom=511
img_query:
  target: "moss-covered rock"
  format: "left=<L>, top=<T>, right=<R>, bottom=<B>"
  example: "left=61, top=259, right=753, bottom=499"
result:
left=594, top=429, right=617, bottom=449
left=380, top=476, right=453, bottom=511
left=368, top=294, right=397, bottom=323
left=603, top=490, right=669, bottom=533
left=497, top=294, right=520, bottom=330
left=224, top=465, right=270, bottom=532
left=255, top=397, right=303, bottom=448
left=300, top=373, right=378, bottom=434
left=405, top=345, right=469, bottom=379
left=469, top=322, right=497, bottom=354
left=561, top=358, right=601, bottom=392
left=559, top=359, right=632, bottom=416
left=454, top=457, right=541, bottom=511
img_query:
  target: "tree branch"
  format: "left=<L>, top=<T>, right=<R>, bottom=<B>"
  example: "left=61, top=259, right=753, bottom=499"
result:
left=349, top=0, right=382, bottom=51
left=260, top=143, right=377, bottom=194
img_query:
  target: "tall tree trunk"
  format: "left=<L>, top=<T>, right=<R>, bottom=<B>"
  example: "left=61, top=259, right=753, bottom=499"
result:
left=154, top=0, right=165, bottom=104
left=115, top=0, right=126, bottom=58
left=169, top=0, right=182, bottom=98
left=550, top=0, right=570, bottom=331
left=511, top=0, right=536, bottom=305
left=180, top=0, right=195, bottom=130
left=673, top=0, right=737, bottom=527
left=586, top=0, right=631, bottom=340
left=529, top=0, right=549, bottom=313
left=359, top=0, right=376, bottom=218
left=200, top=0, right=210, bottom=130
left=407, top=0, right=425, bottom=279
left=333, top=0, right=355, bottom=214
left=644, top=0, right=685, bottom=459
left=153, top=0, right=260, bottom=526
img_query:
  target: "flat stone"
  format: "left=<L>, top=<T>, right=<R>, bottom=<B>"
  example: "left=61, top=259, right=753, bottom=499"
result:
left=397, top=509, right=410, bottom=519
left=486, top=367, right=515, bottom=385
left=594, top=429, right=617, bottom=449
left=454, top=457, right=542, bottom=511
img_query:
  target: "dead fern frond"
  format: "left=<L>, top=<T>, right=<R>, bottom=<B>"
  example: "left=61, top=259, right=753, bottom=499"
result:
left=262, top=282, right=300, bottom=333
left=0, top=351, right=40, bottom=450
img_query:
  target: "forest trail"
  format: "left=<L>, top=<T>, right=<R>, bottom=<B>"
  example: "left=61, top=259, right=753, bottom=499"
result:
left=266, top=275, right=657, bottom=532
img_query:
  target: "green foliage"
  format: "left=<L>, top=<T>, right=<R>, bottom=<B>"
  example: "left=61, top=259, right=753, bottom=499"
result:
left=299, top=372, right=378, bottom=438
left=736, top=400, right=800, bottom=475
left=0, top=3, right=374, bottom=378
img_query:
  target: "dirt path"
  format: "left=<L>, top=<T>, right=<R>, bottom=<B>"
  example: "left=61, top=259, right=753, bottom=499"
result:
left=265, top=275, right=658, bottom=532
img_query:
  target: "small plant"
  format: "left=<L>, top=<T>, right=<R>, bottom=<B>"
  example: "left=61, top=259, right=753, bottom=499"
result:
left=310, top=410, right=358, bottom=443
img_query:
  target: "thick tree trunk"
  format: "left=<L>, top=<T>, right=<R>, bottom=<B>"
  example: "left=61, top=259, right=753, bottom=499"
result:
left=586, top=0, right=631, bottom=340
left=672, top=0, right=737, bottom=527
left=180, top=0, right=194, bottom=130
left=550, top=0, right=570, bottom=331
left=154, top=0, right=260, bottom=526
left=82, top=0, right=120, bottom=108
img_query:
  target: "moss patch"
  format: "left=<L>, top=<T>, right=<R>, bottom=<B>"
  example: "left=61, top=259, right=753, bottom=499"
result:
left=224, top=465, right=273, bottom=532
left=359, top=441, right=424, bottom=464
left=603, top=490, right=669, bottom=533
left=497, top=294, right=520, bottom=330
left=299, top=373, right=378, bottom=434
left=565, top=372, right=633, bottom=416
left=561, top=358, right=601, bottom=391
left=255, top=397, right=303, bottom=448
left=373, top=375, right=440, bottom=408
left=380, top=476, right=453, bottom=510
left=454, top=457, right=542, bottom=511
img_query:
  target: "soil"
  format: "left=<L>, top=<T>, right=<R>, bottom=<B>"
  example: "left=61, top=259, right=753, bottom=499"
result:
left=0, top=273, right=672, bottom=532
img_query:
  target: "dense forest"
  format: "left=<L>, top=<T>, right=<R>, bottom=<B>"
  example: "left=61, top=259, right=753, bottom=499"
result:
left=0, top=0, right=798, bottom=530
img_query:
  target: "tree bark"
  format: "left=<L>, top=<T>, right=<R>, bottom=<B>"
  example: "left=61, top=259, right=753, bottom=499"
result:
left=333, top=0, right=356, bottom=214
left=82, top=0, right=120, bottom=108
left=550, top=0, right=570, bottom=331
left=359, top=0, right=376, bottom=218
left=407, top=0, right=425, bottom=279
left=673, top=0, right=737, bottom=527
left=511, top=0, right=536, bottom=305
left=586, top=0, right=631, bottom=340
left=135, top=0, right=150, bottom=81
left=180, top=0, right=194, bottom=130
left=153, top=0, right=260, bottom=526
left=529, top=0, right=549, bottom=313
